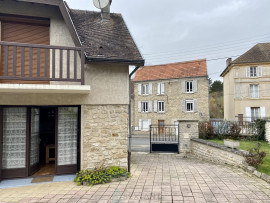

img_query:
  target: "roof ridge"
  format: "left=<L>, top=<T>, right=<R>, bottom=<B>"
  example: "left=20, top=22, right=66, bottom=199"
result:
left=70, top=8, right=121, bottom=16
left=143, top=58, right=206, bottom=68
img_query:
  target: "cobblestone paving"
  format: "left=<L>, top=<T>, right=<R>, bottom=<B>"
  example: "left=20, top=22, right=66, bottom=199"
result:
left=1, top=153, right=270, bottom=202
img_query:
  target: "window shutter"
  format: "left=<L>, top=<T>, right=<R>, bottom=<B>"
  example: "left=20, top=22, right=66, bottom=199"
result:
left=194, top=99, right=198, bottom=112
left=148, top=101, right=152, bottom=112
left=246, top=67, right=250, bottom=78
left=182, top=100, right=186, bottom=112
left=258, top=66, right=263, bottom=77
left=246, top=107, right=251, bottom=121
left=149, top=83, right=152, bottom=94
left=161, top=83, right=165, bottom=94
left=138, top=101, right=141, bottom=112
left=157, top=83, right=161, bottom=95
left=138, top=84, right=141, bottom=95
left=182, top=81, right=186, bottom=93
left=154, top=100, right=158, bottom=112
left=193, top=80, right=198, bottom=93
left=135, top=127, right=139, bottom=131
left=163, top=102, right=165, bottom=112
left=139, top=119, right=142, bottom=130
left=261, top=107, right=266, bottom=118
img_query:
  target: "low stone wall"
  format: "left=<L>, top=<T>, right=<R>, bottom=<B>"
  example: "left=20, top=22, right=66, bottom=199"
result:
left=191, top=138, right=247, bottom=168
left=265, top=121, right=270, bottom=144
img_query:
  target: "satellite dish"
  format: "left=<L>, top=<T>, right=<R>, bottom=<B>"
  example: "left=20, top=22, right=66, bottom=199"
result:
left=93, top=0, right=111, bottom=9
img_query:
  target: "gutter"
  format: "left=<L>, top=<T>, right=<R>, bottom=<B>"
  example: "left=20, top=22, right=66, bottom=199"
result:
left=128, top=65, right=141, bottom=172
left=87, top=57, right=145, bottom=66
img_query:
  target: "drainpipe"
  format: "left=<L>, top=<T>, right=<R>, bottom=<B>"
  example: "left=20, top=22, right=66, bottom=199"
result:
left=128, top=66, right=141, bottom=172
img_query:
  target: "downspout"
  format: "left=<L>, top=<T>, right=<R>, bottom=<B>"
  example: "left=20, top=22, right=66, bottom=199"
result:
left=128, top=66, right=141, bottom=172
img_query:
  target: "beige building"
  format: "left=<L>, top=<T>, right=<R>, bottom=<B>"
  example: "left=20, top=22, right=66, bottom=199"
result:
left=0, top=0, right=144, bottom=180
left=221, top=43, right=270, bottom=121
left=132, top=59, right=209, bottom=135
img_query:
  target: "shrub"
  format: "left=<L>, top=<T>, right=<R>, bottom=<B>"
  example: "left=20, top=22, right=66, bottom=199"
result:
left=228, top=123, right=241, bottom=140
left=255, top=119, right=266, bottom=141
left=74, top=166, right=130, bottom=186
left=244, top=143, right=266, bottom=169
left=199, top=121, right=214, bottom=139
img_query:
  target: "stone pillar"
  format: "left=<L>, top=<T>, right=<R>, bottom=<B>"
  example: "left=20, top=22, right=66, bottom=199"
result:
left=265, top=121, right=270, bottom=144
left=179, top=120, right=199, bottom=153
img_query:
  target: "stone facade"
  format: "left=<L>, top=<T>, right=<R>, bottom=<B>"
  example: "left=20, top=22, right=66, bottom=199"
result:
left=191, top=139, right=247, bottom=168
left=81, top=104, right=128, bottom=170
left=132, top=77, right=209, bottom=135
left=265, top=121, right=270, bottom=144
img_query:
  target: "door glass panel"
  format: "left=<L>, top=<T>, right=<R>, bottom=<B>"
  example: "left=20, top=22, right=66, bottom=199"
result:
left=30, top=108, right=40, bottom=166
left=58, top=107, right=78, bottom=166
left=2, top=107, right=27, bottom=169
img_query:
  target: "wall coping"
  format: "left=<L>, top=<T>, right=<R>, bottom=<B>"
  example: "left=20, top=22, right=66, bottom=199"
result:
left=178, top=120, right=199, bottom=123
left=191, top=138, right=248, bottom=156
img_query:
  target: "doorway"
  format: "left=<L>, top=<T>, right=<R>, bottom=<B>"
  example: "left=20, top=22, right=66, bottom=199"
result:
left=0, top=106, right=80, bottom=180
left=158, top=120, right=165, bottom=134
left=32, top=107, right=56, bottom=177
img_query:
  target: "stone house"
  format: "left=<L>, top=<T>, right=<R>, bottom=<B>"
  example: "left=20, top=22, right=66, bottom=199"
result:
left=0, top=0, right=144, bottom=180
left=132, top=59, right=209, bottom=135
left=221, top=43, right=270, bottom=121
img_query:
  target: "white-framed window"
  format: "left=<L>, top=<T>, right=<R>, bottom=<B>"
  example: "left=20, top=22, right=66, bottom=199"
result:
left=247, top=66, right=262, bottom=78
left=142, top=84, right=149, bottom=95
left=250, top=67, right=257, bottom=77
left=157, top=82, right=165, bottom=95
left=186, top=100, right=194, bottom=112
left=250, top=84, right=259, bottom=98
left=142, top=102, right=148, bottom=112
left=158, top=101, right=165, bottom=112
left=186, top=81, right=193, bottom=93
left=139, top=119, right=151, bottom=131
left=182, top=99, right=198, bottom=113
left=182, top=80, right=197, bottom=93
left=251, top=107, right=260, bottom=121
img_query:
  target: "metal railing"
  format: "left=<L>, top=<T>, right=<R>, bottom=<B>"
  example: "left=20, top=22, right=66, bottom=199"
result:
left=150, top=124, right=179, bottom=145
left=0, top=41, right=85, bottom=84
left=210, top=119, right=258, bottom=136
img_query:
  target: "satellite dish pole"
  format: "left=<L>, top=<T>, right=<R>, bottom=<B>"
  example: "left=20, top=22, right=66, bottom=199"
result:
left=93, top=0, right=112, bottom=21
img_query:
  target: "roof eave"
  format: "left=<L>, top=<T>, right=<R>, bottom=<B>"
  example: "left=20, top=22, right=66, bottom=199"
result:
left=133, top=75, right=208, bottom=82
left=86, top=57, right=145, bottom=66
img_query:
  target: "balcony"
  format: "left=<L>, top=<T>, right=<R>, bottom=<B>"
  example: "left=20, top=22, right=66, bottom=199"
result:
left=0, top=41, right=90, bottom=94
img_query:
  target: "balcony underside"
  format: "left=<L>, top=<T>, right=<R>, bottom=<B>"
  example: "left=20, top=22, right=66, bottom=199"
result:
left=0, top=83, right=90, bottom=94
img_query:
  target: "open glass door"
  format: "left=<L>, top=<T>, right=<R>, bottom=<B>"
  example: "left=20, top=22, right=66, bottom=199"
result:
left=56, top=107, right=79, bottom=174
left=29, top=108, right=40, bottom=176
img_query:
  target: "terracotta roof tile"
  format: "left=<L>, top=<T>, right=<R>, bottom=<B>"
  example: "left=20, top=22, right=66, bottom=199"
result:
left=134, top=59, right=207, bottom=81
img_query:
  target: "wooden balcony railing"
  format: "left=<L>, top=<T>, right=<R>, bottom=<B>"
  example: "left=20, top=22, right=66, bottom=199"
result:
left=0, top=41, right=85, bottom=85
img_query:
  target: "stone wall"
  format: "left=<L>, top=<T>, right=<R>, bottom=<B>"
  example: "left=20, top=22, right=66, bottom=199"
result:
left=81, top=104, right=128, bottom=170
left=265, top=121, right=270, bottom=144
left=132, top=77, right=209, bottom=135
left=191, top=139, right=247, bottom=168
left=179, top=121, right=199, bottom=153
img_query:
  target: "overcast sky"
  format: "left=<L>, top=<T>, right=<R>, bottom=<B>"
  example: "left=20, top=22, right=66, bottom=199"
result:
left=67, top=0, right=270, bottom=81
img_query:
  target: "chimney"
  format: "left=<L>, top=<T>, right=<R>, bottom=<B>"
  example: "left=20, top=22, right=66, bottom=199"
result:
left=101, top=2, right=111, bottom=21
left=93, top=0, right=112, bottom=21
left=226, top=58, right=232, bottom=67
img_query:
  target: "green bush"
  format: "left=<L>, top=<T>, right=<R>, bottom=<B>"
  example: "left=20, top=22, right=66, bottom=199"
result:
left=244, top=143, right=266, bottom=169
left=255, top=119, right=266, bottom=141
left=74, top=166, right=130, bottom=186
left=199, top=121, right=214, bottom=139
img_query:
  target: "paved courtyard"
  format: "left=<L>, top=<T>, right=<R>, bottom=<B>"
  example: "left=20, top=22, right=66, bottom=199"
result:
left=1, top=153, right=270, bottom=203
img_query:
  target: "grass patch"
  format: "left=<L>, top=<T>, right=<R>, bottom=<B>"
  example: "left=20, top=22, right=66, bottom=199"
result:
left=209, top=140, right=270, bottom=176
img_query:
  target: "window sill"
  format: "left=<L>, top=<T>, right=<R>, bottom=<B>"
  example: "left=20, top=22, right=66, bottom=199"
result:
left=158, top=111, right=165, bottom=114
left=185, top=92, right=195, bottom=94
left=156, top=94, right=165, bottom=96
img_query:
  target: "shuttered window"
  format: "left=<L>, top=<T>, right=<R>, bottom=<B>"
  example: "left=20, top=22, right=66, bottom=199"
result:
left=250, top=84, right=259, bottom=98
left=0, top=21, right=50, bottom=84
left=158, top=101, right=165, bottom=112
